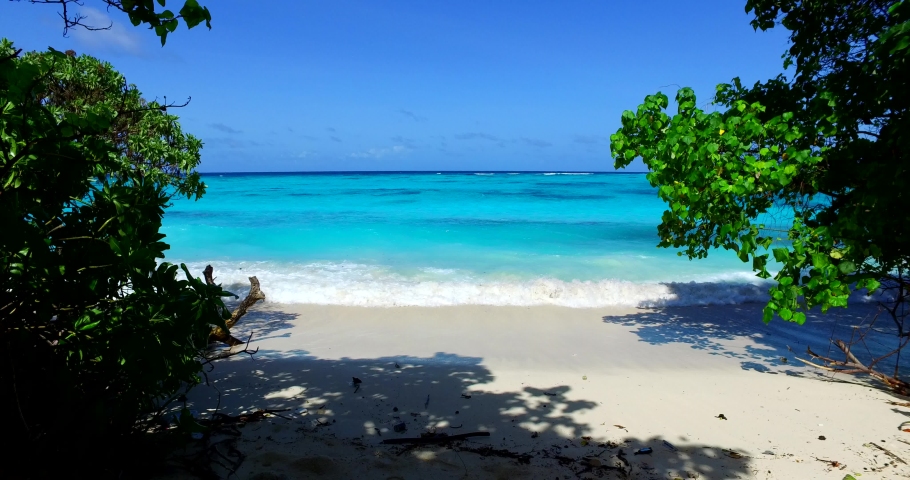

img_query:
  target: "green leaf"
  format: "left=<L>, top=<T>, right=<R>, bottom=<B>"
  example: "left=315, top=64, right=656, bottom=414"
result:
left=738, top=249, right=750, bottom=262
left=810, top=253, right=829, bottom=269
left=78, top=320, right=101, bottom=331
left=772, top=248, right=790, bottom=263
left=752, top=254, right=767, bottom=272
left=863, top=278, right=881, bottom=292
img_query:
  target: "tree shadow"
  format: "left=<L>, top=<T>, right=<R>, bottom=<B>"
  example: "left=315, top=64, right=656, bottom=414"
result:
left=228, top=307, right=299, bottom=342
left=602, top=299, right=910, bottom=381
left=174, top=312, right=756, bottom=480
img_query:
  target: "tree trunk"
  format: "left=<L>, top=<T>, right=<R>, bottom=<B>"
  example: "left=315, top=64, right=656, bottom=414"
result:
left=203, top=265, right=265, bottom=346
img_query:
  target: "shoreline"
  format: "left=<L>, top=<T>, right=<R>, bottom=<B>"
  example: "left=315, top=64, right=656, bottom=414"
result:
left=175, top=303, right=910, bottom=479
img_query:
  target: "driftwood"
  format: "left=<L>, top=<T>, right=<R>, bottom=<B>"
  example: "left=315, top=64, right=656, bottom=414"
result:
left=797, top=340, right=910, bottom=395
left=381, top=431, right=490, bottom=445
left=203, top=265, right=266, bottom=346
left=868, top=442, right=907, bottom=465
left=201, top=333, right=259, bottom=366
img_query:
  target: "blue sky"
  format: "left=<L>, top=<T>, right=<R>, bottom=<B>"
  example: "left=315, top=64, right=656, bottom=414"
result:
left=1, top=1, right=790, bottom=172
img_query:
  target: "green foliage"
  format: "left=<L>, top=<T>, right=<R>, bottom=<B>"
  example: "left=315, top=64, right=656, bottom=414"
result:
left=610, top=0, right=909, bottom=324
left=21, top=0, right=212, bottom=45
left=119, top=0, right=213, bottom=44
left=0, top=39, right=231, bottom=473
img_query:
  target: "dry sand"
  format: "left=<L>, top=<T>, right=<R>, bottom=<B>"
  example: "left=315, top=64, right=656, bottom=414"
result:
left=168, top=302, right=910, bottom=479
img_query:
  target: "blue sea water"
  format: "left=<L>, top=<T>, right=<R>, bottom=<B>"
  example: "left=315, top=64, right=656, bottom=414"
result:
left=162, top=172, right=774, bottom=307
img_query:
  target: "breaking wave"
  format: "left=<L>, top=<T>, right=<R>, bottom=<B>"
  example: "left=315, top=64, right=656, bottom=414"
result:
left=177, top=261, right=772, bottom=308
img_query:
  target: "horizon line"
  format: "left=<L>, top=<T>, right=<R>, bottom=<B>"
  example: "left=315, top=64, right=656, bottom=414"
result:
left=197, top=170, right=647, bottom=175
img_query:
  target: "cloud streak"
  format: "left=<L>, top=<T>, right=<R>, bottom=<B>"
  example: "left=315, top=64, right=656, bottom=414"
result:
left=70, top=7, right=142, bottom=55
left=521, top=137, right=552, bottom=148
left=390, top=135, right=417, bottom=148
left=210, top=123, right=242, bottom=134
left=206, top=137, right=246, bottom=149
left=349, top=145, right=410, bottom=159
left=573, top=134, right=608, bottom=145
left=454, top=132, right=500, bottom=141
left=399, top=109, right=428, bottom=122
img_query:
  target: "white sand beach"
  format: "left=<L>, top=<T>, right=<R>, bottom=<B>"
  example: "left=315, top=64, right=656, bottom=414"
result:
left=172, top=302, right=910, bottom=479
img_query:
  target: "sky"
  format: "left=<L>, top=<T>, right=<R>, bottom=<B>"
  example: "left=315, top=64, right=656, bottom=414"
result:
left=0, top=1, right=791, bottom=172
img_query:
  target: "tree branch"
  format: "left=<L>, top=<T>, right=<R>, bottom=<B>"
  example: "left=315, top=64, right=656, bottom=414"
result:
left=203, top=265, right=266, bottom=346
left=202, top=332, right=258, bottom=366
left=800, top=341, right=910, bottom=395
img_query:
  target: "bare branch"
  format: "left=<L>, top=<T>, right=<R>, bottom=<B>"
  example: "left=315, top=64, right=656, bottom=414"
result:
left=27, top=0, right=114, bottom=36
left=204, top=266, right=266, bottom=346
left=801, top=341, right=910, bottom=395
left=202, top=332, right=258, bottom=366
left=225, top=276, right=265, bottom=330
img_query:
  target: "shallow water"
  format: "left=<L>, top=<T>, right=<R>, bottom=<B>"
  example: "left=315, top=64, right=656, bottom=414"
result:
left=162, top=172, right=777, bottom=306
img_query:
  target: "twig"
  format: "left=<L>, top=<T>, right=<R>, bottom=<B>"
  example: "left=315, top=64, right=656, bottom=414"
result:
left=202, top=332, right=258, bottom=366
left=381, top=431, right=491, bottom=445
left=800, top=341, right=910, bottom=395
left=814, top=457, right=845, bottom=468
left=869, top=442, right=907, bottom=465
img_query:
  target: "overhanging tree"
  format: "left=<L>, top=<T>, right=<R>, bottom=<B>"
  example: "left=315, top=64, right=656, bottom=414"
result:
left=0, top=40, right=226, bottom=472
left=0, top=1, right=260, bottom=475
left=610, top=0, right=909, bottom=392
left=24, top=0, right=212, bottom=44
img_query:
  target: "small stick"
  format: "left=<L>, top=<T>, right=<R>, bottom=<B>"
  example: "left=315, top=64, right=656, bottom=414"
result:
left=381, top=431, right=490, bottom=445
left=813, top=457, right=844, bottom=468
left=869, top=442, right=907, bottom=465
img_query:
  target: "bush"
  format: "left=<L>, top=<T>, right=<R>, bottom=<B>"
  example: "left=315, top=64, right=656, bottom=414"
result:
left=0, top=41, right=231, bottom=475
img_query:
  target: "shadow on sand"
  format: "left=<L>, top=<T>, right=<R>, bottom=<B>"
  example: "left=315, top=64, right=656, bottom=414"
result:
left=169, top=309, right=760, bottom=480
left=602, top=298, right=910, bottom=382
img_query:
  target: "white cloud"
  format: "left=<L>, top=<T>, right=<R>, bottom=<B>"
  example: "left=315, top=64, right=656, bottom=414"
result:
left=70, top=7, right=142, bottom=55
left=349, top=145, right=410, bottom=159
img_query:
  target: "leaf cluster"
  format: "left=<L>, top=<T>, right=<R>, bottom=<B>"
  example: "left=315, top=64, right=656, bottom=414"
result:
left=610, top=0, right=909, bottom=325
left=25, top=0, right=212, bottom=44
left=0, top=39, right=230, bottom=474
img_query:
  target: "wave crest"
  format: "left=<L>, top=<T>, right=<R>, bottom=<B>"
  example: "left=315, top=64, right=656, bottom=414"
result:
left=181, top=261, right=770, bottom=308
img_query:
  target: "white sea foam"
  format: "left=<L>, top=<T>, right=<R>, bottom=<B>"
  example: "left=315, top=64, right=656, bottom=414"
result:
left=177, top=261, right=772, bottom=308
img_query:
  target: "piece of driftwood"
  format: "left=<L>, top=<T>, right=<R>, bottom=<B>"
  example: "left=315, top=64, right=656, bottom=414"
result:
left=869, top=442, right=907, bottom=465
left=381, top=431, right=490, bottom=445
left=204, top=265, right=266, bottom=346
left=797, top=341, right=910, bottom=395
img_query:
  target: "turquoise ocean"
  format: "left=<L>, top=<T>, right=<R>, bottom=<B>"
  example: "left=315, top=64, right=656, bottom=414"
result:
left=162, top=172, right=775, bottom=307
